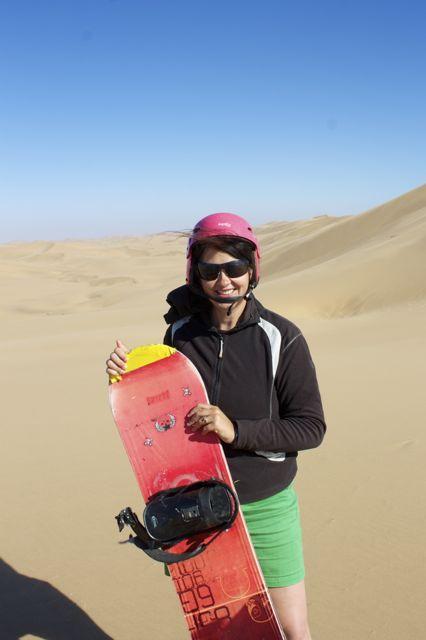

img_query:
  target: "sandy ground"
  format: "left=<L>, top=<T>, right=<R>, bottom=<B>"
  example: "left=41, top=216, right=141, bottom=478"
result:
left=1, top=184, right=425, bottom=639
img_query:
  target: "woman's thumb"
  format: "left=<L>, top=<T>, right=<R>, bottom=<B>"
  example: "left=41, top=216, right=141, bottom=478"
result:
left=116, top=338, right=128, bottom=352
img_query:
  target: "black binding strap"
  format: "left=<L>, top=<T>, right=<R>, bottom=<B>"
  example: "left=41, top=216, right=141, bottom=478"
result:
left=115, top=478, right=239, bottom=564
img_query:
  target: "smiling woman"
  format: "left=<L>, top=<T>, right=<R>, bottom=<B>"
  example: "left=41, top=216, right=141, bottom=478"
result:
left=191, top=240, right=255, bottom=324
left=106, top=212, right=326, bottom=640
left=198, top=253, right=250, bottom=318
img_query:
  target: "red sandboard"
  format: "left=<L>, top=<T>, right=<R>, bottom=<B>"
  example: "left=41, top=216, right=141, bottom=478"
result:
left=109, top=345, right=285, bottom=639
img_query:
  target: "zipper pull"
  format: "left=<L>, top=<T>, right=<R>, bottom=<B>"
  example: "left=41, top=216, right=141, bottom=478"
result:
left=218, top=335, right=224, bottom=359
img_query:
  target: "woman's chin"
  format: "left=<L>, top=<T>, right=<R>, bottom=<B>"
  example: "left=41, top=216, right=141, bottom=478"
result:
left=210, top=296, right=244, bottom=311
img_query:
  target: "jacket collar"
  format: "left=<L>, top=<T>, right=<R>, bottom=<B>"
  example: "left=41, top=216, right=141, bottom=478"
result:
left=164, top=284, right=262, bottom=332
left=163, top=285, right=208, bottom=324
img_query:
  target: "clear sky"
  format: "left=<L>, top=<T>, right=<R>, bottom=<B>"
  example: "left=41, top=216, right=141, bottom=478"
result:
left=1, top=0, right=425, bottom=242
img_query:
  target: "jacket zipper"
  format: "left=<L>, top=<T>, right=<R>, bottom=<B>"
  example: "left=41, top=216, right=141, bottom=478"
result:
left=211, top=333, right=224, bottom=405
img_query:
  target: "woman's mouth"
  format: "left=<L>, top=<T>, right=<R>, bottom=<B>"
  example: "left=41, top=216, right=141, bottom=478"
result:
left=215, top=288, right=236, bottom=296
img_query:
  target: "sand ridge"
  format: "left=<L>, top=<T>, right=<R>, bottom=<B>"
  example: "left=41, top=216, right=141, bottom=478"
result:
left=2, top=184, right=425, bottom=320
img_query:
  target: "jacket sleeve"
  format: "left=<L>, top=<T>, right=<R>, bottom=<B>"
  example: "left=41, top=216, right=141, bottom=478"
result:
left=163, top=326, right=173, bottom=347
left=233, top=332, right=326, bottom=453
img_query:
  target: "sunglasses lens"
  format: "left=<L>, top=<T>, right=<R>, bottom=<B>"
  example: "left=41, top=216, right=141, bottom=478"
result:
left=197, top=263, right=221, bottom=280
left=197, top=259, right=249, bottom=280
left=225, top=260, right=249, bottom=278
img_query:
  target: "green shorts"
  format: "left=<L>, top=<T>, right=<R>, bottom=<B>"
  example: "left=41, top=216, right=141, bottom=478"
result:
left=241, top=482, right=305, bottom=588
left=164, top=483, right=305, bottom=588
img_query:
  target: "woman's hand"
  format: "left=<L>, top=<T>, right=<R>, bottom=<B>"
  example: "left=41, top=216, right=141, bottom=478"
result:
left=106, top=339, right=129, bottom=379
left=187, top=403, right=236, bottom=444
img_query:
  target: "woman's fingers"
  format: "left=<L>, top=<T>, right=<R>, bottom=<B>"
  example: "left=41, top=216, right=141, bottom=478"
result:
left=113, top=340, right=129, bottom=366
left=114, top=341, right=128, bottom=362
left=105, top=340, right=129, bottom=376
left=106, top=366, right=121, bottom=377
left=106, top=354, right=126, bottom=372
left=187, top=407, right=217, bottom=429
left=106, top=359, right=125, bottom=375
left=111, top=352, right=125, bottom=364
left=187, top=411, right=208, bottom=426
left=186, top=404, right=235, bottom=444
left=187, top=404, right=213, bottom=419
left=111, top=351, right=127, bottom=368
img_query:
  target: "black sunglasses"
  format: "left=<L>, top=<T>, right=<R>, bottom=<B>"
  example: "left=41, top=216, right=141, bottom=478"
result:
left=197, top=259, right=250, bottom=281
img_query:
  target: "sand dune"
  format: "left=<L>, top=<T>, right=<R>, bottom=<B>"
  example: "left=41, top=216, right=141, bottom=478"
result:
left=2, top=184, right=425, bottom=319
left=1, top=185, right=425, bottom=640
left=259, top=183, right=426, bottom=316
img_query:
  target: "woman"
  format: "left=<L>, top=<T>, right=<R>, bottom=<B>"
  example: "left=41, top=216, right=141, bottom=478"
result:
left=106, top=212, right=326, bottom=640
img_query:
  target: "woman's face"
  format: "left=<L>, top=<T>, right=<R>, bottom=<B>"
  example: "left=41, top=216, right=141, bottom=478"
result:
left=198, top=246, right=252, bottom=304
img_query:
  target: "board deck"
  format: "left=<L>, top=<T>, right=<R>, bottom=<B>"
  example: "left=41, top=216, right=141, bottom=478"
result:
left=109, top=346, right=285, bottom=639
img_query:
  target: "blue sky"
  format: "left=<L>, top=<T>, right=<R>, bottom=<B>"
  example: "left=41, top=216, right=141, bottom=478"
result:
left=0, top=0, right=425, bottom=241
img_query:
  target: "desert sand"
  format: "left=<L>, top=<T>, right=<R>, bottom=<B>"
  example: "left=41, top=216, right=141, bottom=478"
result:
left=1, top=184, right=425, bottom=639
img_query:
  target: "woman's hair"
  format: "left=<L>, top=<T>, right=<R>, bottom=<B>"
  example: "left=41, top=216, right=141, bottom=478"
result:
left=191, top=236, right=256, bottom=285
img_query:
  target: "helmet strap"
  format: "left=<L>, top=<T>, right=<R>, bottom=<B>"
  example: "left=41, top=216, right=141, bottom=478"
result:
left=188, top=273, right=256, bottom=316
left=206, top=282, right=254, bottom=316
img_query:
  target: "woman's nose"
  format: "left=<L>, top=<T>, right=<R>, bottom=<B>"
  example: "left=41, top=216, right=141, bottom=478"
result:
left=216, top=269, right=231, bottom=284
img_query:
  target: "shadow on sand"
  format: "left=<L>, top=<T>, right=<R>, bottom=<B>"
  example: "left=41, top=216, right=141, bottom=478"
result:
left=0, top=558, right=113, bottom=639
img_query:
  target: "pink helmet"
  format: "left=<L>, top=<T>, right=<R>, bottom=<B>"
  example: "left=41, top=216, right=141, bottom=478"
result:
left=186, top=212, right=261, bottom=285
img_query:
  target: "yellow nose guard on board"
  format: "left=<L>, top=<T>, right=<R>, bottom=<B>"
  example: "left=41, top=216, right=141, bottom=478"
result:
left=109, top=344, right=176, bottom=384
